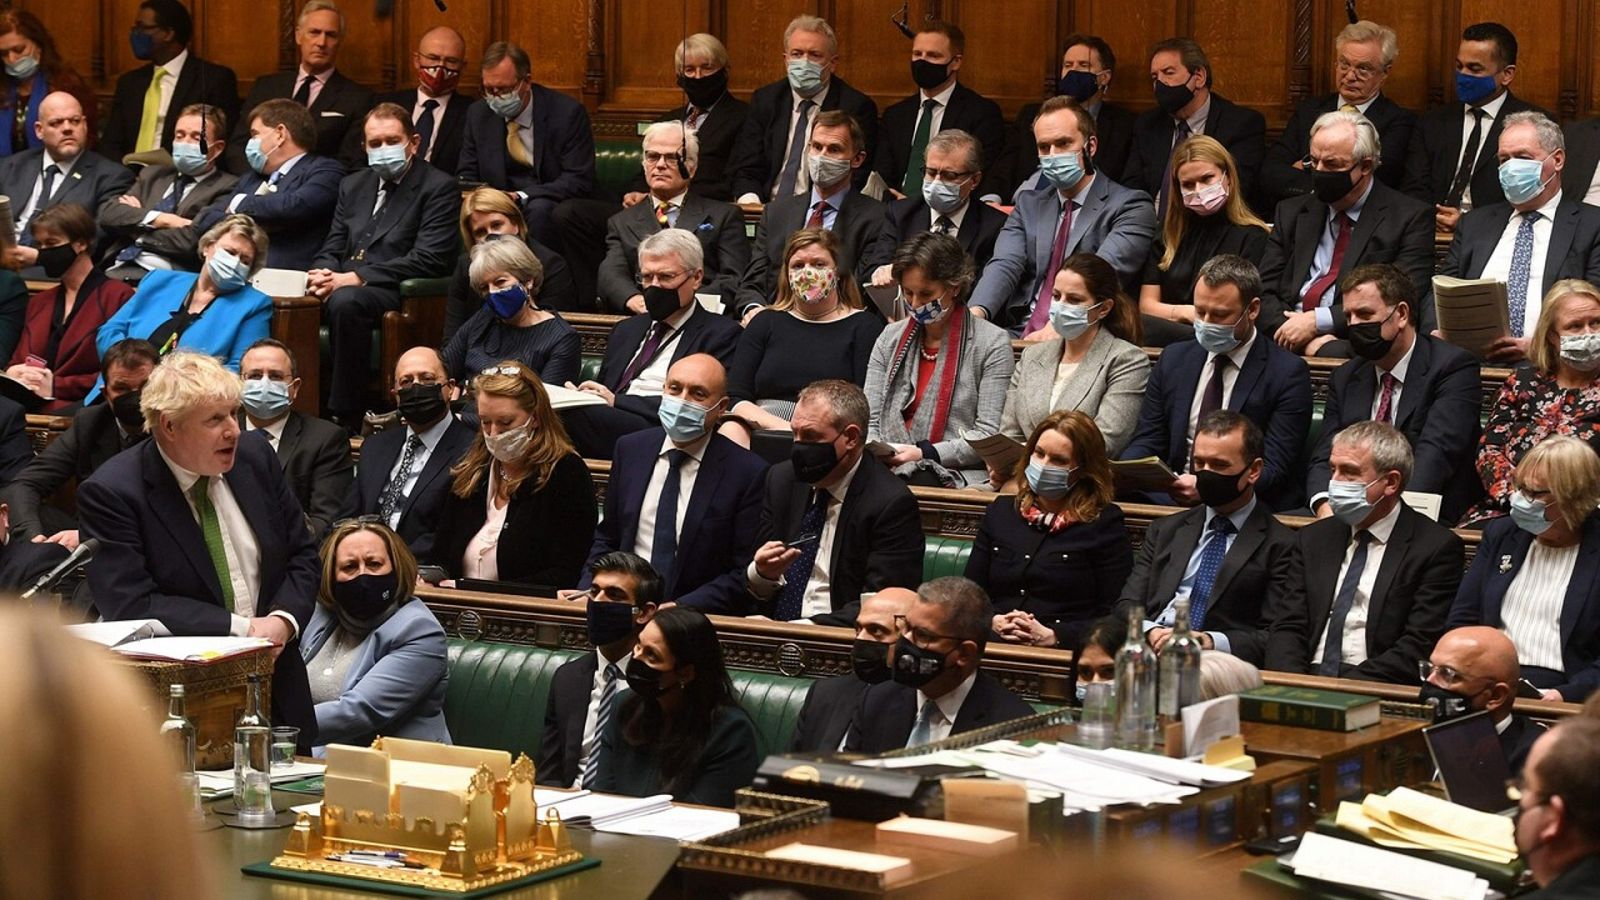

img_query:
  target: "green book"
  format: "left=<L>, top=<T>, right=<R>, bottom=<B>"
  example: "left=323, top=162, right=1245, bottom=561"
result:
left=1238, top=685, right=1381, bottom=732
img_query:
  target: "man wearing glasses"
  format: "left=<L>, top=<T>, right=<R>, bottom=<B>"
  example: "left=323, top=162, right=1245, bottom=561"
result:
left=375, top=27, right=471, bottom=177
left=99, top=0, right=240, bottom=161
left=1261, top=20, right=1417, bottom=207
left=1422, top=626, right=1543, bottom=774
left=866, top=129, right=1006, bottom=288
left=1507, top=717, right=1600, bottom=896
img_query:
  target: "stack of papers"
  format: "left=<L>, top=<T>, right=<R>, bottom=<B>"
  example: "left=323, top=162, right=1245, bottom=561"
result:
left=1288, top=832, right=1490, bottom=900
left=593, top=805, right=741, bottom=841
left=112, top=636, right=273, bottom=663
left=196, top=761, right=325, bottom=800
left=65, top=618, right=170, bottom=647
left=1335, top=787, right=1517, bottom=865
left=539, top=791, right=672, bottom=827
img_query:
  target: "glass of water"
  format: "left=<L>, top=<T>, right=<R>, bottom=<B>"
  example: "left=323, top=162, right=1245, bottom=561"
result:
left=270, top=727, right=299, bottom=771
left=233, top=725, right=275, bottom=825
left=1079, top=681, right=1115, bottom=749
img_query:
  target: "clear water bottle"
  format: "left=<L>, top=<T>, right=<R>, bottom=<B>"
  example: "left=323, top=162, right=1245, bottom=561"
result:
left=1158, top=597, right=1204, bottom=718
left=1115, top=604, right=1158, bottom=751
left=160, top=684, right=197, bottom=772
left=233, top=674, right=265, bottom=802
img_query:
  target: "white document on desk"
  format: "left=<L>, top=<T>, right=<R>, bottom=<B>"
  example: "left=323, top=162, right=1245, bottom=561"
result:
left=66, top=618, right=170, bottom=647
left=196, top=761, right=325, bottom=799
left=593, top=805, right=741, bottom=841
left=957, top=744, right=1197, bottom=812
left=549, top=791, right=673, bottom=827
left=1288, top=831, right=1489, bottom=900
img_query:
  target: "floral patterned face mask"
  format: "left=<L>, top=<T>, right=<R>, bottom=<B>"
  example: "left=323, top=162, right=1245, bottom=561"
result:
left=788, top=264, right=837, bottom=305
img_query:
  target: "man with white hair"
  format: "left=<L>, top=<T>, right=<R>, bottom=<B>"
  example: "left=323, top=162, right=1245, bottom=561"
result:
left=1257, top=109, right=1436, bottom=357
left=595, top=122, right=748, bottom=314
left=78, top=350, right=320, bottom=750
left=1440, top=110, right=1600, bottom=364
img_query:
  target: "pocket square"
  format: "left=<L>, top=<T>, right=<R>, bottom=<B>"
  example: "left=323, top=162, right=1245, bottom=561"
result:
left=320, top=111, right=345, bottom=118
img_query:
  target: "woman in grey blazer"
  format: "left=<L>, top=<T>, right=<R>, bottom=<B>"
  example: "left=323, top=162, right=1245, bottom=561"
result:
left=865, top=232, right=1015, bottom=488
left=300, top=520, right=451, bottom=753
left=999, top=253, right=1151, bottom=478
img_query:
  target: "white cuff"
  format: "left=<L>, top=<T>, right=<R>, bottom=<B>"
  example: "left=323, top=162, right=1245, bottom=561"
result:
left=269, top=609, right=301, bottom=640
left=746, top=561, right=780, bottom=599
left=139, top=210, right=160, bottom=228
left=229, top=613, right=250, bottom=636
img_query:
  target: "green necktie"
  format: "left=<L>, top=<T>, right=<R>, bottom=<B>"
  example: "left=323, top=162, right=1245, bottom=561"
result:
left=191, top=476, right=235, bottom=612
left=902, top=97, right=938, bottom=197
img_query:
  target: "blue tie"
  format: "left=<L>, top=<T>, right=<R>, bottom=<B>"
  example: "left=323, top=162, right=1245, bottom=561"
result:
left=579, top=662, right=621, bottom=789
left=1507, top=211, right=1539, bottom=338
left=1187, top=515, right=1235, bottom=629
left=774, top=98, right=816, bottom=199
left=775, top=489, right=829, bottom=621
left=1319, top=531, right=1373, bottom=676
left=117, top=176, right=190, bottom=264
left=649, top=449, right=689, bottom=583
left=907, top=697, right=941, bottom=748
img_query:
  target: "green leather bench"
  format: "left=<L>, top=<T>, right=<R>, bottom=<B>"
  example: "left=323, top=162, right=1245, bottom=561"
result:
left=595, top=136, right=645, bottom=202
left=924, top=535, right=973, bottom=581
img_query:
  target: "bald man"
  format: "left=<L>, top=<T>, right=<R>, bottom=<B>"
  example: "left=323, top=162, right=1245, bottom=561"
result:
left=1426, top=626, right=1545, bottom=773
left=376, top=26, right=472, bottom=176
left=580, top=353, right=767, bottom=613
left=1512, top=718, right=1600, bottom=895
left=792, top=588, right=918, bottom=752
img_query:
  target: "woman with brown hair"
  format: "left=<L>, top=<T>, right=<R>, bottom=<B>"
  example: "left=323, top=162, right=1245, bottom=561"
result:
left=429, top=361, right=596, bottom=589
left=1138, top=135, right=1269, bottom=345
left=0, top=10, right=96, bottom=156
left=964, top=409, right=1132, bottom=648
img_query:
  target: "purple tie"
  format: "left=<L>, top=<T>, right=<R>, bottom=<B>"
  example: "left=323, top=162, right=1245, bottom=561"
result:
left=617, top=322, right=670, bottom=390
left=1026, top=198, right=1074, bottom=334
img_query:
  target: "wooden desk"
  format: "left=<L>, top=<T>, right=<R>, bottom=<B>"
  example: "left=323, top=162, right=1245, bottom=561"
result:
left=1242, top=716, right=1430, bottom=812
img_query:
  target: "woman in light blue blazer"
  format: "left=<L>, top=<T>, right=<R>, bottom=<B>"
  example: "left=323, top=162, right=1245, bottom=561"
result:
left=300, top=520, right=451, bottom=752
left=86, top=213, right=273, bottom=403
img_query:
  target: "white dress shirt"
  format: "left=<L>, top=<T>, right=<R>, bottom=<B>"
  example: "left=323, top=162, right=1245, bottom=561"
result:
left=571, top=647, right=630, bottom=788
left=1457, top=92, right=1508, bottom=208
left=928, top=197, right=969, bottom=233
left=912, top=670, right=978, bottom=746
left=1585, top=159, right=1600, bottom=206
left=1480, top=190, right=1562, bottom=336
left=1310, top=502, right=1402, bottom=668
left=1298, top=178, right=1374, bottom=331
left=1501, top=540, right=1578, bottom=673
left=1144, top=495, right=1258, bottom=653
left=623, top=301, right=696, bottom=398
left=384, top=413, right=455, bottom=530
left=631, top=432, right=709, bottom=561
left=747, top=456, right=863, bottom=620
left=910, top=81, right=957, bottom=147
left=245, top=414, right=289, bottom=450
left=463, top=467, right=508, bottom=580
left=1186, top=328, right=1258, bottom=456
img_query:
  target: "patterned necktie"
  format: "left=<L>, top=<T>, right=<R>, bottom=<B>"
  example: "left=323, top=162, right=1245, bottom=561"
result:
left=1301, top=212, right=1353, bottom=310
left=579, top=663, right=621, bottom=789
left=654, top=199, right=671, bottom=229
left=775, top=489, right=829, bottom=621
left=506, top=119, right=533, bottom=168
left=933, top=215, right=954, bottom=235
left=903, top=97, right=939, bottom=197
left=1158, top=119, right=1193, bottom=218
left=191, top=476, right=235, bottom=612
left=1448, top=108, right=1486, bottom=208
left=378, top=435, right=423, bottom=524
left=292, top=73, right=314, bottom=106
left=649, top=449, right=689, bottom=582
left=1507, top=211, right=1540, bottom=338
left=1198, top=354, right=1231, bottom=421
left=775, top=98, right=816, bottom=199
left=617, top=321, right=670, bottom=391
left=136, top=65, right=166, bottom=152
left=805, top=199, right=829, bottom=230
left=907, top=697, right=942, bottom=748
left=1026, top=197, right=1074, bottom=334
left=416, top=98, right=438, bottom=159
left=1187, top=515, right=1235, bottom=629
left=1319, top=531, right=1373, bottom=676
left=1375, top=372, right=1398, bottom=424
left=116, top=175, right=191, bottom=264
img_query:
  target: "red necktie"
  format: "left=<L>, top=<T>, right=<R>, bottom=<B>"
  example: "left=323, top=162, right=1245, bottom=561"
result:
left=1027, top=198, right=1074, bottom=334
left=1375, top=372, right=1397, bottom=424
left=806, top=200, right=828, bottom=229
left=1302, top=212, right=1352, bottom=311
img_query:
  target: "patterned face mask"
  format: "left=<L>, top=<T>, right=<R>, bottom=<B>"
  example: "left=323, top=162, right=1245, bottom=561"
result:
left=788, top=265, right=837, bottom=305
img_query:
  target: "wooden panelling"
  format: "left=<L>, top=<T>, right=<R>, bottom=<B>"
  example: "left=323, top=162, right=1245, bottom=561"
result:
left=1460, top=2, right=1564, bottom=118
left=505, top=0, right=588, bottom=93
left=1188, top=0, right=1293, bottom=121
left=951, top=0, right=1057, bottom=110
left=721, top=0, right=815, bottom=96
left=1071, top=1, right=1182, bottom=116
left=605, top=1, right=711, bottom=110
left=393, top=0, right=494, bottom=93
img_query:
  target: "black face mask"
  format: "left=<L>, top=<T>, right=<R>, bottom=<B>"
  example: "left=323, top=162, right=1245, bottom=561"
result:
left=1312, top=167, right=1358, bottom=205
left=892, top=636, right=951, bottom=690
left=37, top=243, right=77, bottom=279
left=1347, top=308, right=1399, bottom=361
left=396, top=382, right=447, bottom=427
left=1153, top=79, right=1195, bottom=115
left=331, top=572, right=400, bottom=632
left=587, top=599, right=638, bottom=647
left=790, top=439, right=840, bottom=484
left=676, top=68, right=728, bottom=109
left=1195, top=467, right=1249, bottom=509
left=910, top=59, right=950, bottom=91
left=1420, top=681, right=1481, bottom=722
left=851, top=638, right=893, bottom=684
left=625, top=654, right=670, bottom=700
left=643, top=284, right=682, bottom=321
left=1057, top=70, right=1100, bottom=102
left=110, top=388, right=145, bottom=433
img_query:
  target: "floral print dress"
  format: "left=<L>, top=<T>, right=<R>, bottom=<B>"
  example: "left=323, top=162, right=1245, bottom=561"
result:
left=1462, top=368, right=1600, bottom=527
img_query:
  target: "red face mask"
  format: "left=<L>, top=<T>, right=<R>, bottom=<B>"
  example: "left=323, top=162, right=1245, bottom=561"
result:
left=417, top=64, right=460, bottom=96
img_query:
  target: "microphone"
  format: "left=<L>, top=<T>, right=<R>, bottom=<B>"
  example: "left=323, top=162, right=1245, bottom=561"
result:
left=21, top=538, right=101, bottom=601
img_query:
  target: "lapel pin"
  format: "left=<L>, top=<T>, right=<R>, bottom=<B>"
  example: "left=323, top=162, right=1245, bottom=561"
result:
left=71, top=171, right=82, bottom=180
left=1499, top=554, right=1513, bottom=574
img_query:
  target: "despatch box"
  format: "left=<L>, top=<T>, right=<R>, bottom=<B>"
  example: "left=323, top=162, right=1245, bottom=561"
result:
left=122, top=646, right=274, bottom=769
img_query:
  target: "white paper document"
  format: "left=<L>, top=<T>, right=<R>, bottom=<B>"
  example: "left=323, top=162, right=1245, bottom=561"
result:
left=1288, top=832, right=1489, bottom=900
left=66, top=618, right=170, bottom=647
left=1433, top=276, right=1510, bottom=358
left=113, top=636, right=273, bottom=662
left=544, top=383, right=609, bottom=410
left=593, top=804, right=741, bottom=841
left=196, top=761, right=325, bottom=799
left=546, top=791, right=673, bottom=827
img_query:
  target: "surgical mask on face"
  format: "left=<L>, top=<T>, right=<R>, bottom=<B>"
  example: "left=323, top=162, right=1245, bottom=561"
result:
left=1181, top=181, right=1229, bottom=214
left=789, top=265, right=836, bottom=305
left=658, top=394, right=714, bottom=443
left=1025, top=458, right=1073, bottom=499
left=5, top=54, right=38, bottom=80
left=241, top=377, right=292, bottom=420
left=1075, top=680, right=1090, bottom=703
left=483, top=421, right=534, bottom=463
left=1455, top=70, right=1498, bottom=106
left=206, top=247, right=250, bottom=293
left=1560, top=332, right=1600, bottom=371
left=244, top=133, right=277, bottom=175
left=1509, top=490, right=1553, bottom=536
left=1499, top=157, right=1551, bottom=206
left=171, top=141, right=210, bottom=176
left=1038, top=151, right=1086, bottom=190
left=1326, top=476, right=1379, bottom=526
left=922, top=177, right=965, bottom=214
left=367, top=142, right=409, bottom=181
left=1049, top=299, right=1100, bottom=341
left=786, top=58, right=825, bottom=96
left=485, top=282, right=530, bottom=319
left=807, top=152, right=853, bottom=189
left=1193, top=316, right=1243, bottom=355
left=908, top=295, right=948, bottom=327
left=486, top=88, right=524, bottom=119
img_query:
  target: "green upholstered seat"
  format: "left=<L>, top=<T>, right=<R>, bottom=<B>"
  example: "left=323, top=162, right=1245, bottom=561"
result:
left=580, top=354, right=603, bottom=383
left=729, top=670, right=813, bottom=758
left=595, top=137, right=645, bottom=201
left=923, top=536, right=973, bottom=581
left=444, top=641, right=581, bottom=760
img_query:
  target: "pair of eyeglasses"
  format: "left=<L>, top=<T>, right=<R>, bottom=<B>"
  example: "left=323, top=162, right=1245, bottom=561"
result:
left=893, top=614, right=961, bottom=647
left=478, top=365, right=523, bottom=378
left=1416, top=660, right=1489, bottom=689
left=332, top=514, right=386, bottom=530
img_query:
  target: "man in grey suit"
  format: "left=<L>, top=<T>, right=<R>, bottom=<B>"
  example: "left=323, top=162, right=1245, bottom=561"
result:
left=238, top=339, right=353, bottom=542
left=99, top=103, right=239, bottom=281
left=969, top=96, right=1156, bottom=337
left=597, top=122, right=749, bottom=314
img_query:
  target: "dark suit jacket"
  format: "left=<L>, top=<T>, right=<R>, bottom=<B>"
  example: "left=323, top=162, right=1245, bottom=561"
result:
left=735, top=189, right=885, bottom=314
left=96, top=163, right=239, bottom=268
left=1116, top=499, right=1301, bottom=666
left=843, top=672, right=1034, bottom=754
left=1307, top=333, right=1483, bottom=523
left=429, top=453, right=595, bottom=589
left=1448, top=514, right=1600, bottom=702
left=264, top=411, right=353, bottom=541
left=10, top=272, right=134, bottom=406
left=0, top=394, right=32, bottom=485
left=1001, top=100, right=1137, bottom=197
left=1502, top=714, right=1544, bottom=775
left=754, top=458, right=924, bottom=627
left=1260, top=93, right=1418, bottom=205
left=1525, top=852, right=1600, bottom=900
left=596, top=194, right=750, bottom=312
left=728, top=77, right=879, bottom=200
left=445, top=237, right=576, bottom=341
left=311, top=159, right=460, bottom=289
left=625, top=98, right=750, bottom=202
left=1266, top=504, right=1463, bottom=684
left=535, top=650, right=599, bottom=788
left=0, top=149, right=133, bottom=231
left=594, top=303, right=742, bottom=420
left=0, top=536, right=67, bottom=595
left=1121, top=335, right=1313, bottom=511
left=867, top=196, right=1007, bottom=275
left=1124, top=93, right=1267, bottom=204
left=1561, top=117, right=1600, bottom=201
left=0, top=402, right=134, bottom=541
left=193, top=153, right=344, bottom=270
left=1402, top=92, right=1546, bottom=208
left=374, top=88, right=471, bottom=177
left=581, top=429, right=766, bottom=613
left=98, top=55, right=240, bottom=161
left=225, top=69, right=374, bottom=173
left=76, top=435, right=320, bottom=741
left=791, top=673, right=869, bottom=753
left=1440, top=196, right=1600, bottom=295
left=873, top=82, right=1005, bottom=192
left=1258, top=179, right=1438, bottom=337
left=457, top=86, right=596, bottom=205
left=341, top=416, right=475, bottom=561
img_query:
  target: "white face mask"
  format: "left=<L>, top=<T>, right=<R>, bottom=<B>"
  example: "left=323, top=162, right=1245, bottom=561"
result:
left=483, top=421, right=533, bottom=463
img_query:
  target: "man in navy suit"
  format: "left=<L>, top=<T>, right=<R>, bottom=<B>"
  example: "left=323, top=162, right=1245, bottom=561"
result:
left=579, top=353, right=766, bottom=613
left=565, top=229, right=742, bottom=459
left=792, top=588, right=915, bottom=753
left=843, top=577, right=1035, bottom=753
left=375, top=27, right=472, bottom=177
left=77, top=351, right=320, bottom=748
left=865, top=129, right=1007, bottom=284
left=339, top=348, right=475, bottom=560
left=98, top=0, right=240, bottom=162
left=192, top=99, right=343, bottom=270
left=1121, top=254, right=1313, bottom=512
left=309, top=103, right=461, bottom=423
left=458, top=41, right=596, bottom=247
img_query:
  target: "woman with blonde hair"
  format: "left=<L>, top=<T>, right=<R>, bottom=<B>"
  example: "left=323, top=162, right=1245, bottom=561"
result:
left=0, top=608, right=216, bottom=898
left=429, top=361, right=595, bottom=589
left=1450, top=435, right=1600, bottom=703
left=1465, top=279, right=1600, bottom=525
left=444, top=187, right=577, bottom=343
left=964, top=409, right=1132, bottom=647
left=1138, top=135, right=1269, bottom=345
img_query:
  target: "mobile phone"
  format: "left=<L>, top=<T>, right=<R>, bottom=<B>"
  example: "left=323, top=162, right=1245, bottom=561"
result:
left=24, top=354, right=46, bottom=368
left=1517, top=678, right=1545, bottom=699
left=417, top=565, right=449, bottom=585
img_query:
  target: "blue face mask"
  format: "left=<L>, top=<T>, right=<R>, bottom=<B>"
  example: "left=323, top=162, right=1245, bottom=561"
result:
left=1049, top=299, right=1101, bottom=341
left=1038, top=151, right=1087, bottom=191
left=909, top=295, right=947, bottom=327
left=1498, top=157, right=1549, bottom=206
left=486, top=282, right=529, bottom=319
left=244, top=135, right=273, bottom=174
left=1455, top=70, right=1499, bottom=106
left=658, top=394, right=716, bottom=443
left=171, top=141, right=209, bottom=176
left=1326, top=477, right=1379, bottom=526
left=1057, top=70, right=1100, bottom=103
left=1509, top=491, right=1553, bottom=536
left=486, top=88, right=524, bottom=119
left=367, top=143, right=409, bottom=181
left=5, top=55, right=38, bottom=80
left=241, top=377, right=292, bottom=421
left=129, top=30, right=156, bottom=61
left=1193, top=317, right=1243, bottom=355
left=922, top=178, right=965, bottom=214
left=1025, top=457, right=1074, bottom=499
left=207, top=247, right=250, bottom=293
left=786, top=58, right=825, bottom=96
